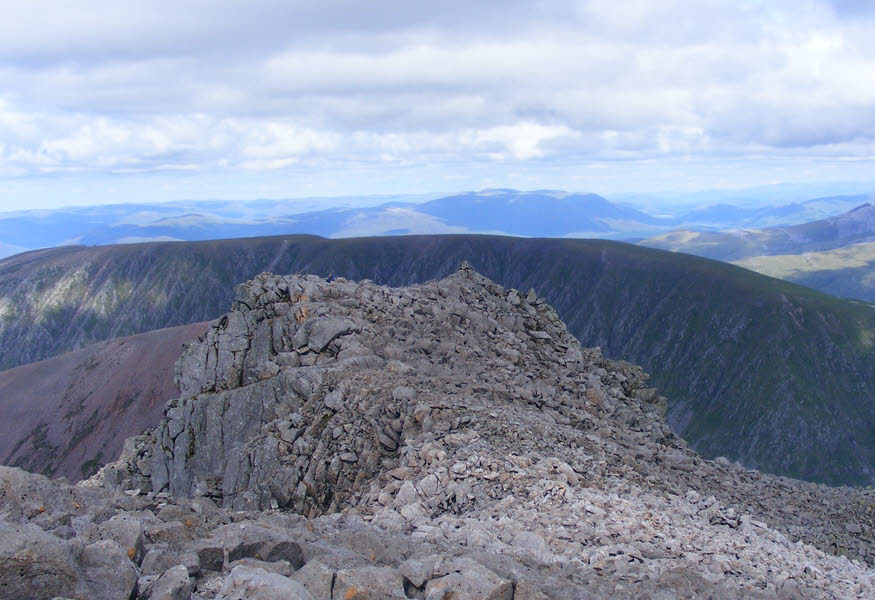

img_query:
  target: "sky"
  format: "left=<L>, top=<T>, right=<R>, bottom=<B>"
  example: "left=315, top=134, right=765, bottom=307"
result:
left=1, top=0, right=875, bottom=210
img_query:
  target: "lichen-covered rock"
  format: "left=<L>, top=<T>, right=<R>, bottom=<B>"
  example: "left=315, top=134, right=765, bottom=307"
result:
left=0, top=521, right=85, bottom=600
left=217, top=565, right=314, bottom=600
left=423, top=558, right=512, bottom=600
left=333, top=566, right=407, bottom=599
left=291, top=560, right=334, bottom=598
left=79, top=539, right=139, bottom=600
left=82, top=513, right=145, bottom=565
left=143, top=564, right=191, bottom=600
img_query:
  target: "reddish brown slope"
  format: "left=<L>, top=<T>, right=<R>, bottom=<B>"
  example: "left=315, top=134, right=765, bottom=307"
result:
left=0, top=321, right=208, bottom=481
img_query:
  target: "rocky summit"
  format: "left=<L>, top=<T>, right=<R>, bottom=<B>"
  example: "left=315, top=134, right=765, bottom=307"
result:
left=2, top=264, right=874, bottom=599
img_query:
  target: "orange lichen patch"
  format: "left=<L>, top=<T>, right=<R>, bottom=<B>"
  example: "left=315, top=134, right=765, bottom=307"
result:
left=586, top=387, right=604, bottom=407
left=344, top=587, right=368, bottom=600
left=127, top=547, right=136, bottom=561
left=14, top=550, right=36, bottom=562
left=295, top=304, right=311, bottom=323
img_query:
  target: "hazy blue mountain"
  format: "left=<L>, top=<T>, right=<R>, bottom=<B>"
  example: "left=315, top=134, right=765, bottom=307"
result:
left=677, top=202, right=813, bottom=229
left=1, top=189, right=871, bottom=258
left=0, top=194, right=434, bottom=251
left=0, top=242, right=26, bottom=260
left=613, top=182, right=875, bottom=215
left=414, top=189, right=667, bottom=236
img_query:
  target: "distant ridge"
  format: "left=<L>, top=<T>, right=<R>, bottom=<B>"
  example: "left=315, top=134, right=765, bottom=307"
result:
left=641, top=203, right=875, bottom=301
left=642, top=203, right=875, bottom=261
left=1, top=190, right=871, bottom=256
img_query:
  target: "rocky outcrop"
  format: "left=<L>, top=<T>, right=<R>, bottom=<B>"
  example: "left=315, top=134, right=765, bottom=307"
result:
left=1, top=265, right=873, bottom=598
left=98, top=265, right=667, bottom=515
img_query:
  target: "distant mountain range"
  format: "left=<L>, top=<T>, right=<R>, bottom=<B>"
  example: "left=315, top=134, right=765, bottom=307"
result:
left=642, top=203, right=875, bottom=301
left=1, top=189, right=871, bottom=258
left=0, top=234, right=872, bottom=485
left=642, top=203, right=875, bottom=261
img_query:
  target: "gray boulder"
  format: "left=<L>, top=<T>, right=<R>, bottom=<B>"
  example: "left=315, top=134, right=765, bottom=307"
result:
left=332, top=566, right=407, bottom=599
left=82, top=513, right=146, bottom=565
left=79, top=539, right=138, bottom=600
left=424, top=558, right=513, bottom=600
left=0, top=521, right=85, bottom=600
left=217, top=565, right=314, bottom=600
left=145, top=564, right=191, bottom=600
left=291, top=560, right=335, bottom=598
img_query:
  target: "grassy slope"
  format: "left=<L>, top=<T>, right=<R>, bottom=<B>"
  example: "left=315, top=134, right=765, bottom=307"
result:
left=0, top=234, right=873, bottom=485
left=734, top=242, right=875, bottom=302
left=641, top=204, right=875, bottom=260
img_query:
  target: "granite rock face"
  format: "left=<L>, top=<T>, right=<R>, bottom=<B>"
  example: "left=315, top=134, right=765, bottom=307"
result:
left=2, top=265, right=874, bottom=599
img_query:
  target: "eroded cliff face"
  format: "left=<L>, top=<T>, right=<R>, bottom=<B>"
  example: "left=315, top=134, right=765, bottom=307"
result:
left=22, top=264, right=860, bottom=599
left=102, top=264, right=667, bottom=513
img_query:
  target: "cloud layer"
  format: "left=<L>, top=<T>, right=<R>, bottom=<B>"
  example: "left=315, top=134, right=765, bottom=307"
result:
left=0, top=0, right=874, bottom=205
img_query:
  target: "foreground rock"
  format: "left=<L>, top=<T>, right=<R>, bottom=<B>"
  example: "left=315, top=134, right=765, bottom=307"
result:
left=1, top=265, right=873, bottom=598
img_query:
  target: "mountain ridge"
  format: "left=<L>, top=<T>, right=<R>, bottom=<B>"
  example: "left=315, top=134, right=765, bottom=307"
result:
left=1, top=234, right=872, bottom=485
left=641, top=203, right=875, bottom=301
left=2, top=189, right=870, bottom=257
left=642, top=202, right=875, bottom=262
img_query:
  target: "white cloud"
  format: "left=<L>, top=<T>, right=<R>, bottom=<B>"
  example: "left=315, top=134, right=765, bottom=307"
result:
left=470, top=124, right=579, bottom=160
left=0, top=0, right=874, bottom=207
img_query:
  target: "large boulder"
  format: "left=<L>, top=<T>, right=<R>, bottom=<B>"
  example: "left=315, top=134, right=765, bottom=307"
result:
left=423, top=558, right=513, bottom=600
left=79, top=539, right=139, bottom=600
left=0, top=521, right=85, bottom=600
left=217, top=565, right=314, bottom=600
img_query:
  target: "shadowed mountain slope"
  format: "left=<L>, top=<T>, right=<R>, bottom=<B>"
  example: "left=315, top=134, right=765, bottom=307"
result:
left=0, top=234, right=873, bottom=485
left=0, top=322, right=208, bottom=481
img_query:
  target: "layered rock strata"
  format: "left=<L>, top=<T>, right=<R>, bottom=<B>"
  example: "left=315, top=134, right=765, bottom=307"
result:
left=1, top=264, right=873, bottom=599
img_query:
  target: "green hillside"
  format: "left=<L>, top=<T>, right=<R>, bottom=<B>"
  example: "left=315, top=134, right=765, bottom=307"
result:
left=734, top=242, right=875, bottom=302
left=0, top=234, right=873, bottom=485
left=641, top=203, right=875, bottom=263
